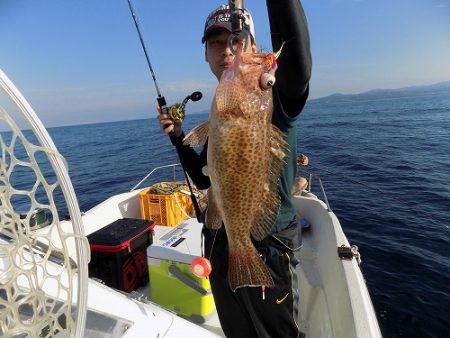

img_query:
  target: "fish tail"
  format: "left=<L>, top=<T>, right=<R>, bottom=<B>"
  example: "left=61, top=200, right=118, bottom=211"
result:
left=228, top=245, right=274, bottom=291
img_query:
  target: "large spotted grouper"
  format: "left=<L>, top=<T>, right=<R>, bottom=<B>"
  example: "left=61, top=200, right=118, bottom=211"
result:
left=183, top=45, right=288, bottom=291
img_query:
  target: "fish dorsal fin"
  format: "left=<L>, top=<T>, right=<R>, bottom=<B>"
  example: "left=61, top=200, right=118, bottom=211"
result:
left=183, top=121, right=209, bottom=148
left=251, top=125, right=289, bottom=241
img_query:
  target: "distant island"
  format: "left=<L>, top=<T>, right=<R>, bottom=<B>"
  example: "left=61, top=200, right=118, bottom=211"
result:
left=312, top=81, right=450, bottom=103
left=191, top=81, right=450, bottom=115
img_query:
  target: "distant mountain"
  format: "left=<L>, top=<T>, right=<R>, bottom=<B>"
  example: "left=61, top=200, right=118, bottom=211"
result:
left=312, top=81, right=450, bottom=103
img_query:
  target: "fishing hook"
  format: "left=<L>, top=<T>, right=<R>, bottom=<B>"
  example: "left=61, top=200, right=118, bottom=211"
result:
left=228, top=0, right=251, bottom=53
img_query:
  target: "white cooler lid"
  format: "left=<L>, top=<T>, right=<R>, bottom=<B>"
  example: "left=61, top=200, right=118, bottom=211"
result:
left=147, top=218, right=204, bottom=264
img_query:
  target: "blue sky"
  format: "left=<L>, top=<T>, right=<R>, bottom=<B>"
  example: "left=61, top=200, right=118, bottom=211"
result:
left=1, top=0, right=449, bottom=127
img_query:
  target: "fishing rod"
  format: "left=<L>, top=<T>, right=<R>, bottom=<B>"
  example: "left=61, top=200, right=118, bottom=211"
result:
left=228, top=0, right=251, bottom=52
left=126, top=0, right=203, bottom=221
left=126, top=0, right=202, bottom=122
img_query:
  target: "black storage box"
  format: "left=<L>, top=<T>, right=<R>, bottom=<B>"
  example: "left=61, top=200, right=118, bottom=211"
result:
left=87, top=218, right=154, bottom=292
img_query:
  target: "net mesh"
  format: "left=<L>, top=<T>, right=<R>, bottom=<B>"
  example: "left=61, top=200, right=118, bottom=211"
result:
left=0, top=70, right=87, bottom=337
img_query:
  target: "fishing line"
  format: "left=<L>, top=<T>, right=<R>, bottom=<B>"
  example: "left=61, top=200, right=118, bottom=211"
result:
left=126, top=0, right=167, bottom=110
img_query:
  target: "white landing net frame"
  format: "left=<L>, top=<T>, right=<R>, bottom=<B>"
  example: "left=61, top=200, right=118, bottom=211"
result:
left=0, top=69, right=88, bottom=337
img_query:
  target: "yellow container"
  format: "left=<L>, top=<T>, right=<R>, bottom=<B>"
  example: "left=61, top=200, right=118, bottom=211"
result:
left=147, top=222, right=216, bottom=323
left=138, top=183, right=193, bottom=227
left=148, top=259, right=215, bottom=323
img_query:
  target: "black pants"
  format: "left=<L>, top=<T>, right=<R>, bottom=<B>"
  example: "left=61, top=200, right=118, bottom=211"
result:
left=204, top=222, right=302, bottom=338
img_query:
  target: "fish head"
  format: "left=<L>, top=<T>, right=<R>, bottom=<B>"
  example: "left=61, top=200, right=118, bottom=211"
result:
left=216, top=46, right=280, bottom=118
left=234, top=47, right=279, bottom=93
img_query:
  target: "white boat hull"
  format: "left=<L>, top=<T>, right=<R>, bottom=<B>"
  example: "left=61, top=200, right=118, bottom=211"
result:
left=293, top=193, right=381, bottom=337
left=47, top=188, right=381, bottom=337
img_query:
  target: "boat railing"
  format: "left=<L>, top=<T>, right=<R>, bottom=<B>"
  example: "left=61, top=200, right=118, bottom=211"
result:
left=130, top=163, right=182, bottom=192
left=132, top=164, right=333, bottom=212
left=306, top=171, right=332, bottom=212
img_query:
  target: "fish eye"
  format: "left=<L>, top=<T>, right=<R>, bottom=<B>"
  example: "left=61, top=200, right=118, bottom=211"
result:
left=260, top=73, right=276, bottom=89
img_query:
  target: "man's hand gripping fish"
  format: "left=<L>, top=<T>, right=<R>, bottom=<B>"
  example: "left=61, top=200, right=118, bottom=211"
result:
left=184, top=44, right=288, bottom=291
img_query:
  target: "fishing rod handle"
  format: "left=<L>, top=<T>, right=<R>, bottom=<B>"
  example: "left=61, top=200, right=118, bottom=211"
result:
left=229, top=0, right=245, bottom=34
left=157, top=96, right=169, bottom=114
left=228, top=0, right=250, bottom=53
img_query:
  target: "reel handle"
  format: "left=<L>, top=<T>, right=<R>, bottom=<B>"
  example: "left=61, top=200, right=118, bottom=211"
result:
left=161, top=91, right=203, bottom=123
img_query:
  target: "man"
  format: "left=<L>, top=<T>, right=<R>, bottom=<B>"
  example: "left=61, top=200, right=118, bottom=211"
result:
left=159, top=2, right=311, bottom=337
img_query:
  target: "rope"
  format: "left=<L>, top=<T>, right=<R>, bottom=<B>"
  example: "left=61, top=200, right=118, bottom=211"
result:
left=351, top=245, right=362, bottom=265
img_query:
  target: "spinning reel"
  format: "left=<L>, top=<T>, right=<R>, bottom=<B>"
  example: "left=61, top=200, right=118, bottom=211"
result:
left=165, top=91, right=203, bottom=123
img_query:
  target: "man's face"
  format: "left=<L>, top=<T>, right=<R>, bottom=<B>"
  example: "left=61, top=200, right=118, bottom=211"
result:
left=205, top=28, right=256, bottom=80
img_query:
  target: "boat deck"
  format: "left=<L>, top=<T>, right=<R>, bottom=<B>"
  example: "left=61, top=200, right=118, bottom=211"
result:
left=28, top=188, right=381, bottom=337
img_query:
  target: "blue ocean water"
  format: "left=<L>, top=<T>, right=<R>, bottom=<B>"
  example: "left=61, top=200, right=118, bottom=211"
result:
left=8, top=91, right=449, bottom=337
left=298, top=92, right=450, bottom=338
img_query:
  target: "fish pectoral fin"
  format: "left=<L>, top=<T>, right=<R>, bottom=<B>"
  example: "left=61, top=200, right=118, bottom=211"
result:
left=228, top=244, right=274, bottom=291
left=205, top=190, right=223, bottom=230
left=183, top=122, right=209, bottom=148
left=216, top=80, right=242, bottom=115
